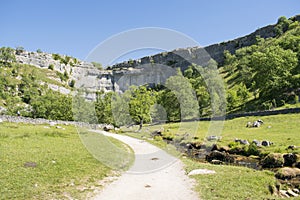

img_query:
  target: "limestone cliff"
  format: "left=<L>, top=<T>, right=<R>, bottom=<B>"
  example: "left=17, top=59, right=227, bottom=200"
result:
left=14, top=15, right=300, bottom=96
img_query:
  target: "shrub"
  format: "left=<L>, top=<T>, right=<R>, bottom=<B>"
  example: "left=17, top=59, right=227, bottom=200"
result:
left=64, top=71, right=69, bottom=79
left=154, top=135, right=163, bottom=142
left=69, top=79, right=75, bottom=88
left=0, top=47, right=16, bottom=64
left=245, top=142, right=260, bottom=156
left=52, top=53, right=61, bottom=60
left=92, top=62, right=103, bottom=70
left=48, top=64, right=54, bottom=70
left=36, top=49, right=43, bottom=53
left=15, top=46, right=25, bottom=55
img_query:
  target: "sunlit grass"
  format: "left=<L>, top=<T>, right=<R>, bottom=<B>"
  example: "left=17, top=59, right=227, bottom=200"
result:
left=0, top=122, right=133, bottom=199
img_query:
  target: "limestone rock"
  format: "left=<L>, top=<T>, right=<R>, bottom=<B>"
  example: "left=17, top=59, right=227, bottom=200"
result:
left=260, top=153, right=284, bottom=168
left=188, top=169, right=216, bottom=176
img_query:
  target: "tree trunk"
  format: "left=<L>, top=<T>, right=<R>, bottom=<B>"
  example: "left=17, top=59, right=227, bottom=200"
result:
left=138, top=118, right=143, bottom=132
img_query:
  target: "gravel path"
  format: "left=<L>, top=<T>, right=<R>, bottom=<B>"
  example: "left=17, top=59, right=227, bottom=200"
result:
left=92, top=130, right=200, bottom=200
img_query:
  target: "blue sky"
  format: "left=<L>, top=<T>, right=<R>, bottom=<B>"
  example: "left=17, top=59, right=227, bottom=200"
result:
left=1, top=0, right=299, bottom=64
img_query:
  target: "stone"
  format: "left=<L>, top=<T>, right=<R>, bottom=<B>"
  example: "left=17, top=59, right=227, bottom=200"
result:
left=283, top=153, right=298, bottom=167
left=287, top=145, right=297, bottom=150
left=24, top=162, right=37, bottom=168
left=206, top=150, right=234, bottom=163
left=0, top=119, right=3, bottom=123
left=151, top=130, right=163, bottom=137
left=49, top=122, right=56, bottom=126
left=275, top=167, right=300, bottom=179
left=279, top=190, right=290, bottom=198
left=103, top=124, right=114, bottom=132
left=235, top=138, right=249, bottom=145
left=252, top=139, right=261, bottom=146
left=261, top=140, right=273, bottom=146
left=210, top=160, right=223, bottom=165
left=188, top=169, right=216, bottom=176
left=293, top=188, right=300, bottom=194
left=207, top=135, right=218, bottom=141
left=260, top=153, right=284, bottom=168
left=287, top=189, right=298, bottom=197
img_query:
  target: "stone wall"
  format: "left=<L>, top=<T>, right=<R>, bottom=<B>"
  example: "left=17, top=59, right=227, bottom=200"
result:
left=0, top=115, right=92, bottom=127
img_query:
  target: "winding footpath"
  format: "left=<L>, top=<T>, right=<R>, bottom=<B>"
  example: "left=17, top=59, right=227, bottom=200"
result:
left=92, top=130, right=200, bottom=200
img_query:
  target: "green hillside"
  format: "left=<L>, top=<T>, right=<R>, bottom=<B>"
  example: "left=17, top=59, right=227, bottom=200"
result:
left=220, top=16, right=300, bottom=113
left=0, top=15, right=299, bottom=124
left=0, top=51, right=74, bottom=120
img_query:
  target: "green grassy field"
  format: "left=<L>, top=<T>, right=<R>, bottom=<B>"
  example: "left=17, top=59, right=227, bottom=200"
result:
left=129, top=113, right=300, bottom=155
left=122, top=113, right=300, bottom=199
left=0, top=122, right=133, bottom=200
left=183, top=158, right=278, bottom=200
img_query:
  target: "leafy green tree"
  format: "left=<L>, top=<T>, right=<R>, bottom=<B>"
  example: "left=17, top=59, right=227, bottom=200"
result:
left=15, top=46, right=25, bottom=55
left=226, top=89, right=239, bottom=111
left=95, top=91, right=114, bottom=125
left=31, top=91, right=73, bottom=120
left=249, top=45, right=298, bottom=101
left=157, top=89, right=180, bottom=121
left=72, top=92, right=97, bottom=123
left=111, top=92, right=132, bottom=127
left=128, top=86, right=156, bottom=130
left=0, top=47, right=16, bottom=64
left=164, top=73, right=199, bottom=120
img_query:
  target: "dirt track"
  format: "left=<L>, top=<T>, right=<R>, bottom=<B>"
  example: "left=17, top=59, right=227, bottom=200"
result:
left=92, top=130, right=199, bottom=200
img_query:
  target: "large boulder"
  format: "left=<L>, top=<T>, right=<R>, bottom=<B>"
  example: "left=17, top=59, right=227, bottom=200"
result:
left=275, top=167, right=300, bottom=180
left=206, top=150, right=234, bottom=163
left=260, top=153, right=284, bottom=168
left=103, top=124, right=114, bottom=132
left=283, top=153, right=299, bottom=167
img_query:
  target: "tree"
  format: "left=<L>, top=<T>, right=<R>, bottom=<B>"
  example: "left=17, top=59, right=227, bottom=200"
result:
left=163, top=73, right=199, bottom=120
left=15, top=46, right=25, bottom=55
left=249, top=45, right=298, bottom=102
left=31, top=91, right=73, bottom=121
left=72, top=92, right=97, bottom=123
left=95, top=91, right=114, bottom=125
left=0, top=47, right=16, bottom=64
left=128, top=86, right=156, bottom=130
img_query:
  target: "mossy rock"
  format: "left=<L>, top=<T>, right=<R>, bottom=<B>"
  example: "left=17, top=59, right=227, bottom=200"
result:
left=261, top=153, right=284, bottom=168
left=283, top=153, right=300, bottom=167
left=275, top=167, right=300, bottom=180
left=206, top=150, right=234, bottom=163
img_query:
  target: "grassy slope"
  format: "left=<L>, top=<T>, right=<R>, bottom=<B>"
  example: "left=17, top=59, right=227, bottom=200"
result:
left=139, top=113, right=300, bottom=154
left=0, top=122, right=133, bottom=200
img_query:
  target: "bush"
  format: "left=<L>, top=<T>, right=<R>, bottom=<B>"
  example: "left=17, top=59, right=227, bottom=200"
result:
left=52, top=53, right=62, bottom=61
left=69, top=79, right=75, bottom=88
left=0, top=47, right=16, bottom=64
left=92, top=62, right=103, bottom=70
left=48, top=64, right=54, bottom=70
left=15, top=46, right=25, bottom=55
left=245, top=142, right=260, bottom=156
left=154, top=135, right=163, bottom=142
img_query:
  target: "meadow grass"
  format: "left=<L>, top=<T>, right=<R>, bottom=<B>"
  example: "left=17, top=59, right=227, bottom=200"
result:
left=122, top=113, right=300, bottom=199
left=133, top=113, right=300, bottom=154
left=183, top=157, right=280, bottom=200
left=0, top=122, right=133, bottom=200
